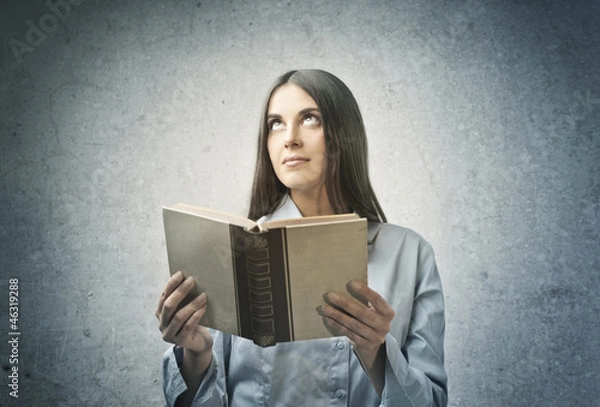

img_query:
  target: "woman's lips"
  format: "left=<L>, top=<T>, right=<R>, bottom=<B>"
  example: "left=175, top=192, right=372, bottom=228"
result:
left=283, top=156, right=309, bottom=167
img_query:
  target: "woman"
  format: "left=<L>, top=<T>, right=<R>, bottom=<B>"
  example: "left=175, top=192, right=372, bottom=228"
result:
left=156, top=70, right=448, bottom=406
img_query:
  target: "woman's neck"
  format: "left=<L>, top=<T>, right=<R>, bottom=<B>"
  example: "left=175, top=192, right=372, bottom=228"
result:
left=289, top=188, right=335, bottom=217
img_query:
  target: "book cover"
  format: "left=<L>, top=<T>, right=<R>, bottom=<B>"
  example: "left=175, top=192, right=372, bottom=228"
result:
left=162, top=204, right=368, bottom=347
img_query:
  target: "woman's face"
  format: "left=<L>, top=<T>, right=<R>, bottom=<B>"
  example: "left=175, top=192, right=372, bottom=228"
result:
left=267, top=84, right=327, bottom=196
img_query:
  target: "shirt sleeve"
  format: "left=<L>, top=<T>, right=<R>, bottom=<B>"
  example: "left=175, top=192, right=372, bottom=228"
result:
left=162, top=330, right=231, bottom=406
left=380, top=240, right=448, bottom=406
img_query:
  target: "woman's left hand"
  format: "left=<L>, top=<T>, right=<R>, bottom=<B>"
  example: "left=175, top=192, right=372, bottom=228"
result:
left=318, top=280, right=395, bottom=394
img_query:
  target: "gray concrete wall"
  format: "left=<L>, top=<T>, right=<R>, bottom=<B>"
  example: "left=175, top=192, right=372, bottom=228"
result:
left=1, top=0, right=598, bottom=405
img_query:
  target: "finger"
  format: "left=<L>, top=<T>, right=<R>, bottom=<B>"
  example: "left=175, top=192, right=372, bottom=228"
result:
left=345, top=280, right=369, bottom=305
left=320, top=313, right=372, bottom=348
left=319, top=303, right=376, bottom=343
left=347, top=281, right=395, bottom=319
left=176, top=305, right=207, bottom=343
left=324, top=291, right=382, bottom=331
left=162, top=292, right=207, bottom=341
left=156, top=271, right=185, bottom=318
left=178, top=313, right=214, bottom=354
left=179, top=307, right=206, bottom=336
left=175, top=292, right=208, bottom=336
left=159, top=276, right=197, bottom=326
left=323, top=291, right=363, bottom=313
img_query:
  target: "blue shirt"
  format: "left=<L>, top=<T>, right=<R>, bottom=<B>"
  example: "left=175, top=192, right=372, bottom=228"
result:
left=162, top=195, right=447, bottom=406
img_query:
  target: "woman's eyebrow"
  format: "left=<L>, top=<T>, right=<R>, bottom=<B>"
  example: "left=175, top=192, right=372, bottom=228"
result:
left=299, top=107, right=320, bottom=115
left=267, top=107, right=320, bottom=120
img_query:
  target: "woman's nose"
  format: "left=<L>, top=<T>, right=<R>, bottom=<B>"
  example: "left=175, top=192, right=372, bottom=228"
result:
left=284, top=126, right=302, bottom=148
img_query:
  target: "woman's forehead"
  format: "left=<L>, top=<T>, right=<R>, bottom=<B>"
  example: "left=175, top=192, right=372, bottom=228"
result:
left=268, top=84, right=318, bottom=115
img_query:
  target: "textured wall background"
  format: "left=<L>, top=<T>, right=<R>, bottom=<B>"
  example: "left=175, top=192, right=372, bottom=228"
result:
left=1, top=0, right=599, bottom=405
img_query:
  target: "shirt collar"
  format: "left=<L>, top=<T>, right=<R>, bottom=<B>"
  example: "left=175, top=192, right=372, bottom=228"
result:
left=257, top=194, right=303, bottom=224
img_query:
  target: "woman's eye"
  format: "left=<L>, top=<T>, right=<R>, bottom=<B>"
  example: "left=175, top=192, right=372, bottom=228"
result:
left=303, top=114, right=321, bottom=126
left=269, top=119, right=283, bottom=130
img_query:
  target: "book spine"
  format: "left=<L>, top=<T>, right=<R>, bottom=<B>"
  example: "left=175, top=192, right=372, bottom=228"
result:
left=230, top=225, right=291, bottom=347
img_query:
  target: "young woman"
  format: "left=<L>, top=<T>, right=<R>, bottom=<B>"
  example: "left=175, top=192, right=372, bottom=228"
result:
left=156, top=70, right=448, bottom=406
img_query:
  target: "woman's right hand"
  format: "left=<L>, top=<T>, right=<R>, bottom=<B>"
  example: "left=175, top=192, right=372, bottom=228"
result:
left=155, top=271, right=214, bottom=356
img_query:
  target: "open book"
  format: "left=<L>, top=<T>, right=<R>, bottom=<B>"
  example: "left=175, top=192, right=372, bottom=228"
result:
left=162, top=203, right=368, bottom=347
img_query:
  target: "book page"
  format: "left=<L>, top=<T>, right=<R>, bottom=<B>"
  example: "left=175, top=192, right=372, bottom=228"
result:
left=262, top=213, right=358, bottom=230
left=168, top=203, right=257, bottom=230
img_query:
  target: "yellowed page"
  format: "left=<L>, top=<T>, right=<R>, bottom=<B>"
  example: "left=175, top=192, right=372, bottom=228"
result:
left=170, top=203, right=256, bottom=229
left=262, top=213, right=358, bottom=230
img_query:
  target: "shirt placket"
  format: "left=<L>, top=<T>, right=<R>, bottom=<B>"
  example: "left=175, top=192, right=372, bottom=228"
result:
left=329, top=338, right=350, bottom=405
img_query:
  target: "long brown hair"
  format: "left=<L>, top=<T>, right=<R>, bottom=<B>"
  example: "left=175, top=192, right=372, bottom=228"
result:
left=247, top=69, right=386, bottom=223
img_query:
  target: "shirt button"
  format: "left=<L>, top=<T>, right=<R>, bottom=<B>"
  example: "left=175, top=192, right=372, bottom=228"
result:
left=336, top=341, right=344, bottom=349
left=335, top=389, right=343, bottom=398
